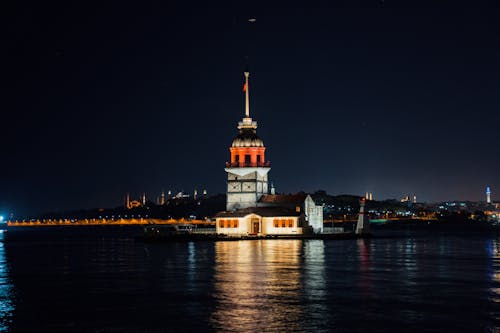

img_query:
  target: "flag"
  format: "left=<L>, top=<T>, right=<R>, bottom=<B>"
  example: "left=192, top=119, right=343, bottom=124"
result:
left=243, top=82, right=247, bottom=92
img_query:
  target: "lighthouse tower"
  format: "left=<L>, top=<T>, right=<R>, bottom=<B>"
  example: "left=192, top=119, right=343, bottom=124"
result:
left=225, top=70, right=270, bottom=211
left=355, top=197, right=371, bottom=235
left=486, top=186, right=491, bottom=204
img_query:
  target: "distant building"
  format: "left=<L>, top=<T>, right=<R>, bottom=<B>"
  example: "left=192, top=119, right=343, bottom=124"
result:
left=160, top=190, right=166, bottom=205
left=125, top=193, right=142, bottom=209
left=486, top=186, right=491, bottom=204
left=215, top=69, right=323, bottom=235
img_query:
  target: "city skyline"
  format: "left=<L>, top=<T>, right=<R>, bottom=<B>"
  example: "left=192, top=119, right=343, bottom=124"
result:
left=4, top=1, right=499, bottom=215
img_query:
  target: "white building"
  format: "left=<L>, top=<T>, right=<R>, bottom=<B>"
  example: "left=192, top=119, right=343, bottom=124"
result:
left=216, top=207, right=302, bottom=236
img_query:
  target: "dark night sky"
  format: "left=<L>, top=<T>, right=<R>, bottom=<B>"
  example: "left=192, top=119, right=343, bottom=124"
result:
left=3, top=0, right=500, bottom=216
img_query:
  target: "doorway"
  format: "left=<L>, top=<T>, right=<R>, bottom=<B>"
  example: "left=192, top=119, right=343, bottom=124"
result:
left=251, top=218, right=260, bottom=234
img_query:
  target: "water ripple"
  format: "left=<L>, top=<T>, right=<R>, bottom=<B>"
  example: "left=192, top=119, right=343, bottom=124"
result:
left=0, top=233, right=14, bottom=332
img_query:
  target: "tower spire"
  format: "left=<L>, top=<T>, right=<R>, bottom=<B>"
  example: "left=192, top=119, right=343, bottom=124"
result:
left=244, top=70, right=250, bottom=117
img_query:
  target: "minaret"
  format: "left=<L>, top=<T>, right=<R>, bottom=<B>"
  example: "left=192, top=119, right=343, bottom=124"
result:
left=225, top=69, right=271, bottom=211
left=160, top=190, right=165, bottom=205
left=355, top=197, right=370, bottom=235
left=125, top=193, right=130, bottom=209
left=142, top=193, right=146, bottom=206
left=486, top=186, right=491, bottom=204
left=194, top=189, right=198, bottom=200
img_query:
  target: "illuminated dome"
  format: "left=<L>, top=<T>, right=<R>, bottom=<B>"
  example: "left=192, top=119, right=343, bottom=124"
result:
left=231, top=130, right=264, bottom=148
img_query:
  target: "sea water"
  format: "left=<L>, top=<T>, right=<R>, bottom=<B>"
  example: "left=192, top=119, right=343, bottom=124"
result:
left=0, top=226, right=499, bottom=332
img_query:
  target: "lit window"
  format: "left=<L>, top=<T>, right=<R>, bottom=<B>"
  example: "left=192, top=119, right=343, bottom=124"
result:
left=233, top=219, right=238, bottom=228
left=219, top=220, right=224, bottom=228
left=288, top=219, right=293, bottom=227
left=281, top=219, right=286, bottom=228
left=274, top=219, right=279, bottom=228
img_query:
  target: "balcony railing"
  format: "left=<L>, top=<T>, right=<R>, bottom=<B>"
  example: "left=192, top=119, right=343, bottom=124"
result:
left=225, top=161, right=271, bottom=168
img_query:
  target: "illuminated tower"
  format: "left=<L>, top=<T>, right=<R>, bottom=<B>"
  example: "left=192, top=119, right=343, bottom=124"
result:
left=225, top=70, right=270, bottom=210
left=125, top=193, right=130, bottom=209
left=355, top=197, right=370, bottom=235
left=486, top=186, right=491, bottom=204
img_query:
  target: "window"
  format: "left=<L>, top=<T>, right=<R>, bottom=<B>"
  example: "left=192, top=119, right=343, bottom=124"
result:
left=219, top=220, right=224, bottom=228
left=235, top=155, right=240, bottom=162
left=233, top=219, right=239, bottom=228
left=281, top=219, right=286, bottom=228
left=288, top=219, right=293, bottom=228
left=245, top=155, right=251, bottom=163
left=274, top=219, right=279, bottom=228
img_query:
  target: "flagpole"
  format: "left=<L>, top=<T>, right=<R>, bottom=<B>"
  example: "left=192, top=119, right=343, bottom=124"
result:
left=244, top=71, right=250, bottom=117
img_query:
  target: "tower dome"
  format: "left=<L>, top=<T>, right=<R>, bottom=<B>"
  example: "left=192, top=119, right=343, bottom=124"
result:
left=231, top=129, right=264, bottom=148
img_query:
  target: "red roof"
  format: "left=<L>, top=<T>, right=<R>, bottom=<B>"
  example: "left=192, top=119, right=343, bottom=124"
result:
left=258, top=193, right=306, bottom=205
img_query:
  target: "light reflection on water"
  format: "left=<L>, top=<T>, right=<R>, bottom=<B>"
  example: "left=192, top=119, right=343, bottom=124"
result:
left=488, top=237, right=500, bottom=304
left=0, top=232, right=14, bottom=332
left=211, top=240, right=325, bottom=332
